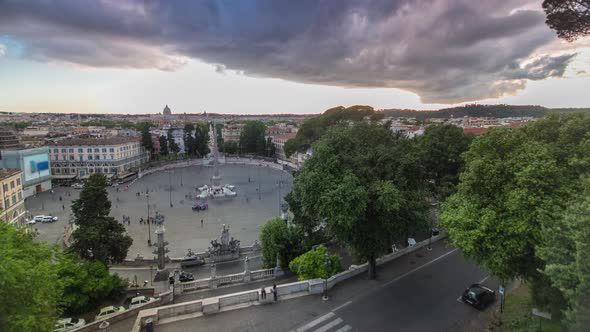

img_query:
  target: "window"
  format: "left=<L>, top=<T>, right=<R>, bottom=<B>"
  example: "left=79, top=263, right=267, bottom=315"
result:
left=88, top=156, right=93, bottom=160
left=16, top=178, right=20, bottom=186
left=62, top=156, right=66, bottom=160
left=102, top=148, right=107, bottom=152
left=11, top=195, right=16, bottom=205
left=4, top=198, right=9, bottom=208
left=69, top=148, right=74, bottom=153
left=69, top=155, right=74, bottom=160
left=79, top=156, right=83, bottom=161
left=103, top=155, right=107, bottom=160
left=61, top=148, right=66, bottom=153
left=53, top=148, right=59, bottom=153
left=94, top=148, right=99, bottom=152
left=10, top=181, right=14, bottom=189
left=3, top=183, right=8, bottom=192
left=109, top=148, right=114, bottom=152
left=110, top=154, right=114, bottom=160
left=55, top=168, right=61, bottom=174
left=78, top=148, right=83, bottom=153
left=18, top=191, right=22, bottom=201
left=95, top=155, right=100, bottom=160
left=87, top=148, right=92, bottom=153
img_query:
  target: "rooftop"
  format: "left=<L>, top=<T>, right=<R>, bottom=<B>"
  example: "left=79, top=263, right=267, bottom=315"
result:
left=0, top=168, right=22, bottom=181
left=49, top=137, right=140, bottom=146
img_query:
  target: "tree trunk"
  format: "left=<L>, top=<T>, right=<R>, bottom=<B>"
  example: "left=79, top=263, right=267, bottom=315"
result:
left=368, top=255, right=377, bottom=280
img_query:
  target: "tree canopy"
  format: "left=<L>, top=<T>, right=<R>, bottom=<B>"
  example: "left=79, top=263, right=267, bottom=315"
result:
left=287, top=122, right=429, bottom=279
left=0, top=223, right=62, bottom=332
left=284, top=105, right=376, bottom=157
left=543, top=0, right=590, bottom=42
left=239, top=121, right=267, bottom=156
left=441, top=113, right=590, bottom=322
left=259, top=217, right=304, bottom=269
left=70, top=174, right=132, bottom=264
left=289, top=245, right=343, bottom=281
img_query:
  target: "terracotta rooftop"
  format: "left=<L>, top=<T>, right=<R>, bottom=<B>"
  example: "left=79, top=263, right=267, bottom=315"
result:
left=0, top=168, right=22, bottom=181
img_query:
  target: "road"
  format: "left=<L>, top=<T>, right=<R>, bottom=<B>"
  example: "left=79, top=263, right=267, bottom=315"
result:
left=157, top=241, right=498, bottom=332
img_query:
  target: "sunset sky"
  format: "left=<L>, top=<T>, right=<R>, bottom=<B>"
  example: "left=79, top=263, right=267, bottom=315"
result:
left=0, top=0, right=589, bottom=115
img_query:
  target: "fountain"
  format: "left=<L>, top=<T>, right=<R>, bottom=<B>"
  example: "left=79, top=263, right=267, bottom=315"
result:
left=207, top=224, right=240, bottom=263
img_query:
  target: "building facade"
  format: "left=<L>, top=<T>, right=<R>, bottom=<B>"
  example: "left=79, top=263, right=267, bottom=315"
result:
left=0, top=126, right=21, bottom=149
left=222, top=123, right=244, bottom=142
left=0, top=169, right=26, bottom=227
left=272, top=133, right=297, bottom=161
left=49, top=137, right=148, bottom=180
left=0, top=147, right=52, bottom=198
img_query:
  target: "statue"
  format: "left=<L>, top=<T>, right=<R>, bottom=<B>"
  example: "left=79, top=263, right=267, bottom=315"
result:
left=244, top=256, right=250, bottom=273
left=220, top=224, right=230, bottom=246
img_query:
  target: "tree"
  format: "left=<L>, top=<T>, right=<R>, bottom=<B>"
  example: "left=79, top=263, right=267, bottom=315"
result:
left=70, top=174, right=132, bottom=264
left=537, top=176, right=590, bottom=329
left=159, top=135, right=169, bottom=156
left=223, top=141, right=239, bottom=155
left=167, top=129, right=180, bottom=155
left=183, top=124, right=196, bottom=156
left=57, top=254, right=126, bottom=317
left=194, top=123, right=210, bottom=157
left=288, top=122, right=429, bottom=279
left=416, top=124, right=472, bottom=200
left=0, top=223, right=62, bottom=332
left=259, top=217, right=304, bottom=269
left=239, top=121, right=267, bottom=155
left=266, top=137, right=276, bottom=158
left=543, top=0, right=590, bottom=42
left=139, top=123, right=154, bottom=159
left=289, top=245, right=343, bottom=281
left=441, top=113, right=590, bottom=315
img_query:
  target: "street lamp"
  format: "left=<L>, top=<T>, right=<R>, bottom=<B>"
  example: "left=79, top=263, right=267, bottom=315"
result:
left=323, top=251, right=329, bottom=301
left=168, top=171, right=173, bottom=208
left=146, top=187, right=151, bottom=246
left=257, top=166, right=261, bottom=200
left=427, top=201, right=437, bottom=251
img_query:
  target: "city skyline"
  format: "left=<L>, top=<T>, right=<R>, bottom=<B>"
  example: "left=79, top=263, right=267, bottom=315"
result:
left=1, top=0, right=589, bottom=115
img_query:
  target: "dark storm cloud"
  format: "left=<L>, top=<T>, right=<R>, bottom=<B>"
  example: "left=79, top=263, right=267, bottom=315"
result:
left=0, top=0, right=576, bottom=103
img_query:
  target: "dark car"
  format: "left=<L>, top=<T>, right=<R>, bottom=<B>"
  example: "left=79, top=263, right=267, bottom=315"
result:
left=461, top=284, right=496, bottom=309
left=179, top=271, right=194, bottom=283
left=192, top=201, right=208, bottom=211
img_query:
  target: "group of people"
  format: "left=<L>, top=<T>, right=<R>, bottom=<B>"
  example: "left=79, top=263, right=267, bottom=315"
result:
left=260, top=284, right=278, bottom=302
left=121, top=215, right=131, bottom=225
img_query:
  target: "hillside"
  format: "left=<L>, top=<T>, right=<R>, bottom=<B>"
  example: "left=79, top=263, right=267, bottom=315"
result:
left=382, top=104, right=590, bottom=119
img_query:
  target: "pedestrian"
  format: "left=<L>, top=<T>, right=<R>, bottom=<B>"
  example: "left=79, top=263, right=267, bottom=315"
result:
left=271, top=284, right=278, bottom=302
left=261, top=287, right=266, bottom=300
left=140, top=218, right=143, bottom=224
left=62, top=204, right=65, bottom=210
left=59, top=196, right=62, bottom=201
left=128, top=219, right=130, bottom=225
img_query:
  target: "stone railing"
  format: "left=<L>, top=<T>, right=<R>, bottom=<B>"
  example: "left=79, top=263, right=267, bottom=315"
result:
left=176, top=268, right=276, bottom=294
left=132, top=234, right=448, bottom=331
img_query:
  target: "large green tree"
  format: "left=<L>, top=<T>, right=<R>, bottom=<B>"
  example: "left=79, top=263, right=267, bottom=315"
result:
left=0, top=223, right=62, bottom=332
left=289, top=245, right=342, bottom=281
left=543, top=0, right=590, bottom=42
left=183, top=124, right=197, bottom=156
left=70, top=174, right=132, bottom=264
left=239, top=121, right=267, bottom=155
left=139, top=123, right=154, bottom=158
left=195, top=123, right=210, bottom=157
left=159, top=135, right=169, bottom=156
left=167, top=129, right=180, bottom=155
left=288, top=122, right=429, bottom=279
left=417, top=124, right=472, bottom=200
left=57, top=254, right=126, bottom=317
left=259, top=217, right=304, bottom=269
left=441, top=113, right=590, bottom=314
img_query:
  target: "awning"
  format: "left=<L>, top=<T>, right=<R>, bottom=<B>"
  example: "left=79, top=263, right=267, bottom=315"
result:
left=52, top=174, right=77, bottom=179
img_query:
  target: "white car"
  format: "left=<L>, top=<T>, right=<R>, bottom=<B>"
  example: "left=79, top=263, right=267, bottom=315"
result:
left=26, top=218, right=36, bottom=225
left=54, top=318, right=85, bottom=332
left=95, top=306, right=125, bottom=320
left=128, top=296, right=157, bottom=309
left=72, top=183, right=84, bottom=189
left=34, top=215, right=58, bottom=223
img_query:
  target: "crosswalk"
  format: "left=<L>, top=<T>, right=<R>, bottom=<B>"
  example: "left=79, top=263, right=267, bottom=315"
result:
left=293, top=312, right=353, bottom=332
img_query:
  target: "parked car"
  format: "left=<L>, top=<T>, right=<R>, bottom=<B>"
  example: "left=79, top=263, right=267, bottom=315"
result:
left=72, top=183, right=84, bottom=189
left=461, top=284, right=496, bottom=309
left=192, top=201, right=208, bottom=211
left=95, top=306, right=125, bottom=320
left=129, top=296, right=156, bottom=310
left=54, top=318, right=85, bottom=332
left=179, top=271, right=195, bottom=282
left=26, top=218, right=36, bottom=225
left=42, top=215, right=58, bottom=223
left=180, top=250, right=205, bottom=268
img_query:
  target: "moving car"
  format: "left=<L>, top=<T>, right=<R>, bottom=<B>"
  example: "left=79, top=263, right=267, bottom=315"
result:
left=461, top=284, right=496, bottom=309
left=95, top=306, right=125, bottom=320
left=42, top=215, right=58, bottom=223
left=129, top=296, right=156, bottom=310
left=54, top=317, right=85, bottom=332
left=192, top=201, right=208, bottom=211
left=179, top=271, right=195, bottom=282
left=180, top=250, right=205, bottom=268
left=72, top=183, right=84, bottom=189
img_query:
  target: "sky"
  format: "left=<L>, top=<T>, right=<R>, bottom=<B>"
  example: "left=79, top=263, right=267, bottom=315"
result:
left=0, top=0, right=589, bottom=115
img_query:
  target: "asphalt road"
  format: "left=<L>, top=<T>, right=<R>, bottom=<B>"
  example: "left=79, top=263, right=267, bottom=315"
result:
left=157, top=241, right=499, bottom=332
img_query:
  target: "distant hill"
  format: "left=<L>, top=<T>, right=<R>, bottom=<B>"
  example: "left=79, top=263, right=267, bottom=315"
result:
left=382, top=104, right=590, bottom=119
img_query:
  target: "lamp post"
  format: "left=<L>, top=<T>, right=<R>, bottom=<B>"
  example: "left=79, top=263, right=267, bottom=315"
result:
left=168, top=171, right=173, bottom=208
left=257, top=166, right=261, bottom=200
left=323, top=251, right=329, bottom=301
left=427, top=201, right=437, bottom=251
left=146, top=187, right=151, bottom=246
left=180, top=171, right=183, bottom=187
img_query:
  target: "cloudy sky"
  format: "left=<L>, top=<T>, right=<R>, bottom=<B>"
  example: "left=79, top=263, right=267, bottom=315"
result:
left=0, top=0, right=588, bottom=114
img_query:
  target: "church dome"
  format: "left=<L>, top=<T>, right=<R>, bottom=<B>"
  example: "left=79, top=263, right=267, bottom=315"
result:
left=163, top=105, right=172, bottom=115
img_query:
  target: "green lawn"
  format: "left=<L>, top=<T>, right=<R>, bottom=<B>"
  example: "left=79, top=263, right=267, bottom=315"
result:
left=499, top=282, right=565, bottom=332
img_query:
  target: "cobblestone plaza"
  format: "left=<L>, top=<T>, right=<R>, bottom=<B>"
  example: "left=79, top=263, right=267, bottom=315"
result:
left=29, top=163, right=293, bottom=258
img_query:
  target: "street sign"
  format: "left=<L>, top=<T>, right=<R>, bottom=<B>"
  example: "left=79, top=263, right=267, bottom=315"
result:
left=499, top=286, right=505, bottom=295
